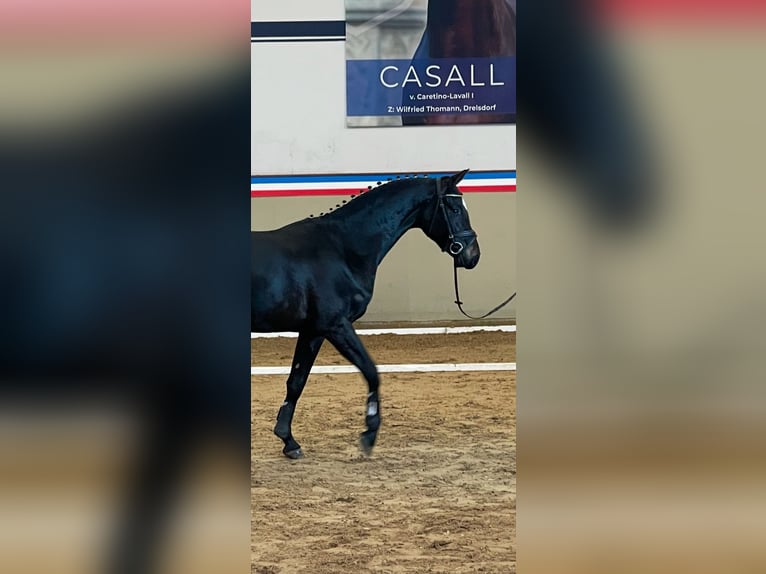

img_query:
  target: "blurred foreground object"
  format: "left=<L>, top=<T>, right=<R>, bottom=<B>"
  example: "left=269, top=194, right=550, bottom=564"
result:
left=519, top=0, right=654, bottom=230
left=0, top=2, right=250, bottom=573
left=519, top=1, right=766, bottom=574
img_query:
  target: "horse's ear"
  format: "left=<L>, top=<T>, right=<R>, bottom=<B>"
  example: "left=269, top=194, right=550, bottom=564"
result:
left=451, top=169, right=470, bottom=184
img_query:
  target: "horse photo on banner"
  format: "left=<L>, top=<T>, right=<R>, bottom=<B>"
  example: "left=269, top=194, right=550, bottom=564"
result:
left=345, top=0, right=516, bottom=127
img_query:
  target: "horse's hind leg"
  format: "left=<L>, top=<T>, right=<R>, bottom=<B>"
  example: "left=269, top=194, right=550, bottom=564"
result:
left=326, top=321, right=381, bottom=456
left=273, top=332, right=324, bottom=459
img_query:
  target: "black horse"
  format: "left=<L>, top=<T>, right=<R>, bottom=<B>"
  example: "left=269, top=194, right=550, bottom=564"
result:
left=251, top=169, right=479, bottom=458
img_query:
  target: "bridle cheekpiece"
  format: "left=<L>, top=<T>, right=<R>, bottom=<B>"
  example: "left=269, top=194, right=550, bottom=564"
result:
left=428, top=176, right=477, bottom=257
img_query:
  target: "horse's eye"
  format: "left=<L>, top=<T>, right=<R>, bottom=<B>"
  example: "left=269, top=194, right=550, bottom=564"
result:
left=452, top=208, right=460, bottom=213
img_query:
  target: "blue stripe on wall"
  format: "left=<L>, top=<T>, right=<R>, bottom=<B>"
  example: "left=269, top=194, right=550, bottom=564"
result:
left=250, top=20, right=346, bottom=39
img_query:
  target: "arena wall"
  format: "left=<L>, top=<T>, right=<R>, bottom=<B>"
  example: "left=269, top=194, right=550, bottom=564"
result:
left=251, top=0, right=516, bottom=321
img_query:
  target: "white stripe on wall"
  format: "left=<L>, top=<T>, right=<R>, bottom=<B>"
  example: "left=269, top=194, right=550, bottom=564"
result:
left=250, top=178, right=515, bottom=191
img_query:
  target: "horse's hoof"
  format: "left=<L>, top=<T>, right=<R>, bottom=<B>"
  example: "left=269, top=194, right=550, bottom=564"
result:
left=283, top=448, right=303, bottom=460
left=359, top=433, right=376, bottom=457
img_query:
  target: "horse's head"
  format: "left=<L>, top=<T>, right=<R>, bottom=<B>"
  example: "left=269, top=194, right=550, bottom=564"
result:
left=424, top=169, right=481, bottom=269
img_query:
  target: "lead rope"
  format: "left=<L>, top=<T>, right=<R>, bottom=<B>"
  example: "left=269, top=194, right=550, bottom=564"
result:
left=453, top=263, right=516, bottom=320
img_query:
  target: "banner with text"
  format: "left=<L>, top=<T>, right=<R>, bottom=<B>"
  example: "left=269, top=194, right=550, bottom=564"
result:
left=345, top=0, right=516, bottom=128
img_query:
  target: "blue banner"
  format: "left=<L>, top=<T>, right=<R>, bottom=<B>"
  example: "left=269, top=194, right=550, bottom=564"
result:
left=346, top=0, right=516, bottom=127
left=347, top=58, right=515, bottom=119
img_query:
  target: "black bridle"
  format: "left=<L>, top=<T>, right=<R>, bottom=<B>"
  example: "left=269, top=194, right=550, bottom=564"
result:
left=428, top=177, right=478, bottom=256
left=429, top=177, right=517, bottom=320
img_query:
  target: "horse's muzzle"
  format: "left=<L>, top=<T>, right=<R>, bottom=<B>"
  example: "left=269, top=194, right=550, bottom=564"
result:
left=455, top=239, right=480, bottom=269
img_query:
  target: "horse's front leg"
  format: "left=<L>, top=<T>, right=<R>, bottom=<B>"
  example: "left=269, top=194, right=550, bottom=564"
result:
left=326, top=321, right=381, bottom=455
left=273, top=332, right=324, bottom=459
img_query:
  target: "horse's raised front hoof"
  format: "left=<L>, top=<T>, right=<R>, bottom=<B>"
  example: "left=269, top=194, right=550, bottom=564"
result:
left=283, top=447, right=303, bottom=460
left=359, top=431, right=377, bottom=456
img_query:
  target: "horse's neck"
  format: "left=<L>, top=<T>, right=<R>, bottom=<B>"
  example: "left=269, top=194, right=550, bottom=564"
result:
left=332, top=184, right=430, bottom=269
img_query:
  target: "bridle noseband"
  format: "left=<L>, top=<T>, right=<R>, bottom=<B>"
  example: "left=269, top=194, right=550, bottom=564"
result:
left=427, top=177, right=477, bottom=256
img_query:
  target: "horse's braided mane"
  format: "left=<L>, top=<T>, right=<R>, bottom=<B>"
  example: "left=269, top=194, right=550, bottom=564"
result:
left=307, top=174, right=431, bottom=219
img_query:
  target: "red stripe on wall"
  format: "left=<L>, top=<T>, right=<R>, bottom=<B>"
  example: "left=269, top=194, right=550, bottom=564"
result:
left=460, top=185, right=517, bottom=193
left=250, top=184, right=516, bottom=198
